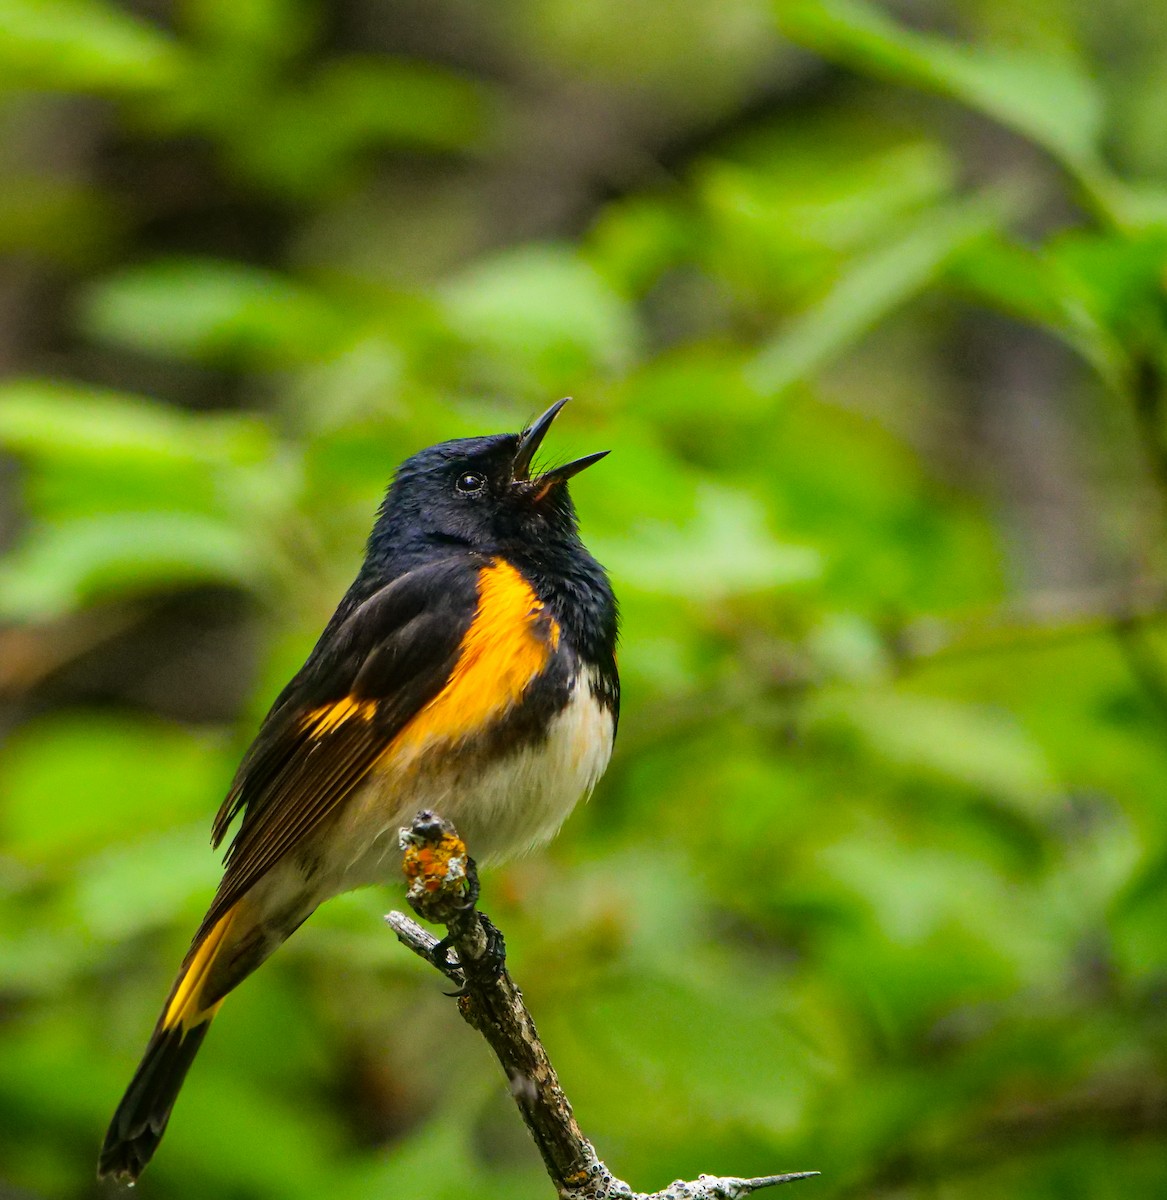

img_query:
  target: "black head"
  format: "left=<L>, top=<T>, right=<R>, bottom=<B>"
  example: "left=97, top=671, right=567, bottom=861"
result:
left=367, top=399, right=608, bottom=571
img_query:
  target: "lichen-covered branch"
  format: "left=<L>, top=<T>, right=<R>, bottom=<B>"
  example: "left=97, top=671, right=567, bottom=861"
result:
left=386, top=810, right=818, bottom=1200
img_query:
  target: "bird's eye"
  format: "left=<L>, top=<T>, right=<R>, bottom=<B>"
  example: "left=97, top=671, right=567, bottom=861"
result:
left=456, top=471, right=486, bottom=494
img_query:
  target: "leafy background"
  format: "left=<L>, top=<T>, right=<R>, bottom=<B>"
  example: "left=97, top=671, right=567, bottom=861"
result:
left=2, top=1, right=1167, bottom=1197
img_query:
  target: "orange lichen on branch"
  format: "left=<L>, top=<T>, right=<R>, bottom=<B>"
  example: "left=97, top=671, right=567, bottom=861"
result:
left=399, top=810, right=473, bottom=923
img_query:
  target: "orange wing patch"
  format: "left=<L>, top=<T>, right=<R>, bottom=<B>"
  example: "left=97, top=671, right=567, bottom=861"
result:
left=392, top=559, right=558, bottom=754
left=303, top=695, right=378, bottom=736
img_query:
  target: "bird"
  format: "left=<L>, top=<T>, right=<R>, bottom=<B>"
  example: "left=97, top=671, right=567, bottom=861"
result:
left=98, top=398, right=619, bottom=1182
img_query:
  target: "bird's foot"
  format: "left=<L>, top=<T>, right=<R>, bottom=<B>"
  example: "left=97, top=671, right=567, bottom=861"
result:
left=437, top=913, right=507, bottom=996
left=470, top=913, right=507, bottom=981
left=429, top=934, right=460, bottom=975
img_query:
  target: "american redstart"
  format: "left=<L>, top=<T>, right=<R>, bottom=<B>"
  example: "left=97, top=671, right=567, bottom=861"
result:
left=98, top=399, right=619, bottom=1181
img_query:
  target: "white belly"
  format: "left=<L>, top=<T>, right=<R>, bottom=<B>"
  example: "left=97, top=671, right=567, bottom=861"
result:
left=325, top=668, right=615, bottom=890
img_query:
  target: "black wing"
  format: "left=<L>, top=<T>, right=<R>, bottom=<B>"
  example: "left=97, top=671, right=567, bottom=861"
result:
left=196, top=555, right=482, bottom=939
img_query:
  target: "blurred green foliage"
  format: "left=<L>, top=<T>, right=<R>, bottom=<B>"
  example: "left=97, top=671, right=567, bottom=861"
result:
left=3, top=1, right=1167, bottom=1198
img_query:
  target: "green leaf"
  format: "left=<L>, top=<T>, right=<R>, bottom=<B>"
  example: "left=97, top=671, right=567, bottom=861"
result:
left=775, top=0, right=1105, bottom=171
left=953, top=229, right=1167, bottom=385
left=442, top=244, right=639, bottom=391
left=594, top=485, right=820, bottom=599
left=184, top=0, right=318, bottom=58
left=220, top=59, right=492, bottom=198
left=586, top=194, right=696, bottom=296
left=79, top=258, right=352, bottom=367
left=0, top=380, right=271, bottom=468
left=0, top=512, right=261, bottom=618
left=747, top=190, right=1008, bottom=395
left=950, top=235, right=1076, bottom=333
left=0, top=178, right=116, bottom=265
left=950, top=235, right=1126, bottom=384
left=0, top=716, right=226, bottom=864
left=0, top=0, right=181, bottom=91
left=571, top=970, right=816, bottom=1133
left=73, top=824, right=221, bottom=940
left=1044, top=229, right=1167, bottom=340
left=311, top=57, right=488, bottom=153
left=697, top=139, right=955, bottom=305
left=813, top=687, right=1055, bottom=812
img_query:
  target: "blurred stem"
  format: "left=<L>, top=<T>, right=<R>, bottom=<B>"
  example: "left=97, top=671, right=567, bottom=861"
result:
left=611, top=585, right=1167, bottom=768
left=1112, top=351, right=1167, bottom=723
left=895, top=583, right=1167, bottom=667
left=1130, top=354, right=1167, bottom=502
left=0, top=602, right=144, bottom=698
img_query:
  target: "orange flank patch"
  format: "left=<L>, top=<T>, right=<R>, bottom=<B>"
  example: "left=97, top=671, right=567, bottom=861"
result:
left=163, top=908, right=235, bottom=1031
left=303, top=695, right=378, bottom=736
left=393, top=559, right=558, bottom=753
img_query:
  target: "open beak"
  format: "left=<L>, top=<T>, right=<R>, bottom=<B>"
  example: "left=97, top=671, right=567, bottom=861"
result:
left=512, top=398, right=609, bottom=491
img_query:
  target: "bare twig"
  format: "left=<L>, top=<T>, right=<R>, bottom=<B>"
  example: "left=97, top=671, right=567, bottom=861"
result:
left=386, top=811, right=818, bottom=1200
left=0, top=603, right=145, bottom=697
left=893, top=580, right=1167, bottom=667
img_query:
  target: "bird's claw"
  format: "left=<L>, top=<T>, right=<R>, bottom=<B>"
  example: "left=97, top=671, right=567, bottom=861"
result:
left=429, top=934, right=460, bottom=975
left=473, top=913, right=507, bottom=981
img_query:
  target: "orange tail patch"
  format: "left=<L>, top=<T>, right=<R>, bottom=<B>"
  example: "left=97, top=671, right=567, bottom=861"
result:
left=162, top=908, right=236, bottom=1032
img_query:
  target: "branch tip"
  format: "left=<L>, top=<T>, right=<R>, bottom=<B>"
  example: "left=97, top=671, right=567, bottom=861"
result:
left=639, top=1171, right=819, bottom=1198
left=399, top=808, right=473, bottom=924
left=390, top=811, right=821, bottom=1199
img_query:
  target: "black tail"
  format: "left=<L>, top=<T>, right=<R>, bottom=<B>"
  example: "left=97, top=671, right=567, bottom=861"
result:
left=98, top=1020, right=213, bottom=1182
left=99, top=906, right=239, bottom=1181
